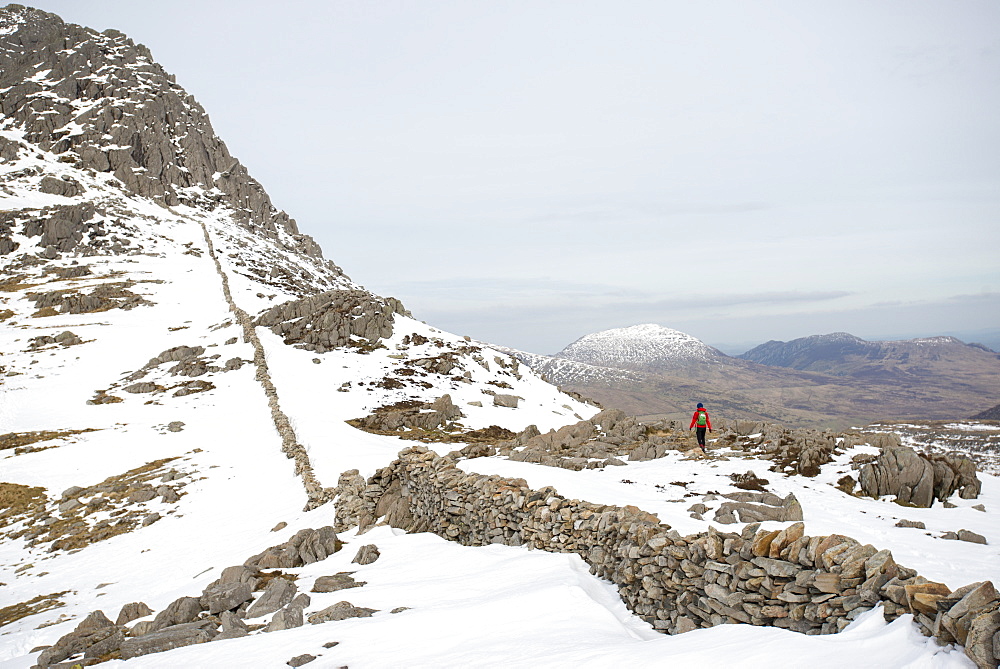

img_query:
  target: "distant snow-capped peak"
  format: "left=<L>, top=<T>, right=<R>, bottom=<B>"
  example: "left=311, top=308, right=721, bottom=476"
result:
left=554, top=323, right=723, bottom=371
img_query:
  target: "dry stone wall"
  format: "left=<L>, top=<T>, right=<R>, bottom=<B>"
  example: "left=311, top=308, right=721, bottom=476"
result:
left=199, top=221, right=332, bottom=509
left=334, top=446, right=1000, bottom=668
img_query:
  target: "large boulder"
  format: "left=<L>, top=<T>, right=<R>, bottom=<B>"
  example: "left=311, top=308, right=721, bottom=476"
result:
left=118, top=621, right=217, bottom=659
left=200, top=581, right=254, bottom=615
left=859, top=447, right=981, bottom=507
left=246, top=577, right=297, bottom=619
left=149, top=596, right=204, bottom=631
left=307, top=601, right=377, bottom=625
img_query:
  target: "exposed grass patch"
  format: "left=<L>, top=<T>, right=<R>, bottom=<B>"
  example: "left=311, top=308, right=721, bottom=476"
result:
left=0, top=482, right=48, bottom=521
left=730, top=471, right=771, bottom=492
left=0, top=274, right=41, bottom=292
left=0, top=592, right=70, bottom=628
left=0, top=428, right=99, bottom=453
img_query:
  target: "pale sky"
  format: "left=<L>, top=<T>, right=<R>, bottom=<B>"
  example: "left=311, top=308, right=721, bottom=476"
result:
left=25, top=1, right=1000, bottom=354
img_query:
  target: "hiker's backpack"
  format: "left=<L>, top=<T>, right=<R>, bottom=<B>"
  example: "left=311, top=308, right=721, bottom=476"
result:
left=696, top=410, right=707, bottom=427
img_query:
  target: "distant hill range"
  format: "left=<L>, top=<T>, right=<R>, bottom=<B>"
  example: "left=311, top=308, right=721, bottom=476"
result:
left=502, top=325, right=1000, bottom=429
left=971, top=403, right=1000, bottom=421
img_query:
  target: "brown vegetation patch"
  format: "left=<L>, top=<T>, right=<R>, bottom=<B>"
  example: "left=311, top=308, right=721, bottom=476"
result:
left=0, top=592, right=69, bottom=628
left=730, top=471, right=771, bottom=492
left=0, top=274, right=40, bottom=292
left=2, top=457, right=189, bottom=555
left=0, top=428, right=99, bottom=454
left=0, top=309, right=14, bottom=321
left=0, top=482, right=48, bottom=522
left=256, top=570, right=299, bottom=591
left=87, top=390, right=123, bottom=405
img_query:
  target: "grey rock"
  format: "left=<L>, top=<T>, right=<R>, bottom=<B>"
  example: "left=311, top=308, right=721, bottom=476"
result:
left=246, top=577, right=297, bottom=619
left=217, top=564, right=262, bottom=588
left=957, top=529, right=988, bottom=545
left=313, top=573, right=366, bottom=593
left=307, top=601, right=377, bottom=625
left=265, top=604, right=304, bottom=632
left=895, top=519, right=926, bottom=529
left=493, top=393, right=521, bottom=408
left=123, top=382, right=158, bottom=393
left=859, top=446, right=981, bottom=507
left=200, top=581, right=254, bottom=615
left=128, top=487, right=157, bottom=503
left=166, top=421, right=185, bottom=432
left=115, top=602, right=153, bottom=626
left=40, top=175, right=83, bottom=197
left=150, top=596, right=204, bottom=631
left=255, top=290, right=409, bottom=353
left=287, top=654, right=317, bottom=667
left=119, top=621, right=216, bottom=659
left=141, top=513, right=161, bottom=526
left=245, top=526, right=341, bottom=569
left=352, top=544, right=380, bottom=565
left=215, top=611, right=249, bottom=640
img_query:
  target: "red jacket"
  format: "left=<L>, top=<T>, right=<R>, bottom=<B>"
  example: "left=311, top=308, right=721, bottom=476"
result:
left=690, top=408, right=711, bottom=430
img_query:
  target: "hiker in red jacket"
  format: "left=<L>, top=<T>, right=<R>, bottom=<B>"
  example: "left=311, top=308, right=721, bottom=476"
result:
left=689, top=402, right=712, bottom=454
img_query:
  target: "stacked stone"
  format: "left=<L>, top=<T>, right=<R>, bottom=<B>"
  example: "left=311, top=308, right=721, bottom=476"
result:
left=255, top=289, right=411, bottom=353
left=336, top=446, right=1000, bottom=668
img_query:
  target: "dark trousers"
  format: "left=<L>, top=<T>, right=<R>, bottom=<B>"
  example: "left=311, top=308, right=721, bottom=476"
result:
left=696, top=427, right=707, bottom=447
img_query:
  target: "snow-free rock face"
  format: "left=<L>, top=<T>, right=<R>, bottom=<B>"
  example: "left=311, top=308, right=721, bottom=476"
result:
left=554, top=323, right=725, bottom=372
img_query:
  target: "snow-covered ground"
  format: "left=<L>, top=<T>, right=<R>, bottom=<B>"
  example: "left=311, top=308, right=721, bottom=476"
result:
left=1, top=49, right=995, bottom=669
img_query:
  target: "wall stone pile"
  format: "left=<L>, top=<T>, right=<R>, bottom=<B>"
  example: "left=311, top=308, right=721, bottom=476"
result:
left=255, top=289, right=410, bottom=354
left=333, top=446, right=999, bottom=668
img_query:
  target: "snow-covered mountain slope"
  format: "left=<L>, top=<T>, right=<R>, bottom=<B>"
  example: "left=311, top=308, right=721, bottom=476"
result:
left=554, top=323, right=726, bottom=372
left=492, top=344, right=647, bottom=389
left=1, top=7, right=996, bottom=669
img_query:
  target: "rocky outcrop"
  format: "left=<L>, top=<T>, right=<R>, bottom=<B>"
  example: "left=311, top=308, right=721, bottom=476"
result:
left=0, top=5, right=322, bottom=255
left=713, top=491, right=803, bottom=524
left=255, top=289, right=410, bottom=353
left=307, top=601, right=378, bottom=625
left=352, top=395, right=463, bottom=434
left=244, top=527, right=342, bottom=570
left=32, top=526, right=347, bottom=666
left=30, top=281, right=151, bottom=315
left=496, top=409, right=642, bottom=471
left=858, top=447, right=981, bottom=507
left=335, top=446, right=999, bottom=667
